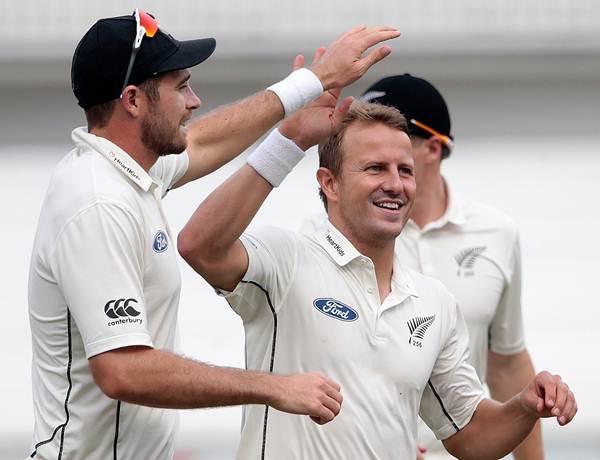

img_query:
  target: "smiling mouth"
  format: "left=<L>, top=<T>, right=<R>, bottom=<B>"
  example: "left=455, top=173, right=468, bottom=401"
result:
left=373, top=200, right=405, bottom=211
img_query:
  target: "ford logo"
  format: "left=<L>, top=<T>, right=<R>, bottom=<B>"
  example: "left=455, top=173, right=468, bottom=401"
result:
left=313, top=298, right=358, bottom=322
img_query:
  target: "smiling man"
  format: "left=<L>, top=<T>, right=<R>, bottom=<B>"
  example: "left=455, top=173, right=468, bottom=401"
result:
left=27, top=10, right=400, bottom=459
left=179, top=98, right=577, bottom=459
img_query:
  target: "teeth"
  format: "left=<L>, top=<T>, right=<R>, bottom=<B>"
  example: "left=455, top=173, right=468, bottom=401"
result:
left=375, top=202, right=401, bottom=210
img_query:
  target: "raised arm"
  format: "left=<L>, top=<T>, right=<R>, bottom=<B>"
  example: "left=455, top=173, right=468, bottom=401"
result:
left=173, top=25, right=400, bottom=187
left=178, top=89, right=352, bottom=291
left=442, top=371, right=576, bottom=460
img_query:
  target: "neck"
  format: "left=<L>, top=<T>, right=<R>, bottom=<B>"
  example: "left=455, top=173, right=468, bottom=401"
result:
left=90, top=122, right=158, bottom=172
left=410, top=168, right=447, bottom=228
left=329, top=217, right=395, bottom=303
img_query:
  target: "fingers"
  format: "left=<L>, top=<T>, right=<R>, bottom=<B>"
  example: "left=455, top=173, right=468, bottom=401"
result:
left=533, top=370, right=577, bottom=425
left=292, top=54, right=305, bottom=71
left=552, top=376, right=567, bottom=416
left=558, top=390, right=577, bottom=426
left=312, top=47, right=326, bottom=66
left=535, top=370, right=557, bottom=410
left=333, top=96, right=354, bottom=124
left=356, top=46, right=392, bottom=74
left=356, top=27, right=401, bottom=50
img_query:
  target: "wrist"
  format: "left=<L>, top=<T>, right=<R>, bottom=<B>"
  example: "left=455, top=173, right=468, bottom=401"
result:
left=247, top=129, right=306, bottom=187
left=267, top=68, right=323, bottom=117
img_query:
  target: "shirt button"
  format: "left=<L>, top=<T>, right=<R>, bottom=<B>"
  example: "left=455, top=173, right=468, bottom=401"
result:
left=367, top=287, right=374, bottom=294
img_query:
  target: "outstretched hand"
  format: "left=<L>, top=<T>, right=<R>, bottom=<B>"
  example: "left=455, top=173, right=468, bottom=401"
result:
left=519, top=370, right=577, bottom=426
left=310, top=25, right=400, bottom=90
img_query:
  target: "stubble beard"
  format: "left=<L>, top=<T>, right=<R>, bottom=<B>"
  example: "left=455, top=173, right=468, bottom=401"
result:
left=141, top=105, right=187, bottom=157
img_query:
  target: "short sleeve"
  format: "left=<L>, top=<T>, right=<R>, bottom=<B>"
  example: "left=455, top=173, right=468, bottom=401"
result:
left=419, top=296, right=485, bottom=440
left=50, top=202, right=153, bottom=358
left=150, top=150, right=189, bottom=196
left=223, top=227, right=298, bottom=322
left=489, top=232, right=526, bottom=355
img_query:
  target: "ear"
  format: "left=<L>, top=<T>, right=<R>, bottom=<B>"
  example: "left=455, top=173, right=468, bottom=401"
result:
left=316, top=167, right=340, bottom=206
left=424, top=136, right=443, bottom=163
left=119, top=85, right=143, bottom=118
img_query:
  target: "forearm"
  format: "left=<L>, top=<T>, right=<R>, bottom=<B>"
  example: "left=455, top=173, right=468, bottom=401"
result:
left=181, top=91, right=284, bottom=182
left=488, top=350, right=543, bottom=459
left=443, top=398, right=538, bottom=460
left=178, top=164, right=273, bottom=288
left=91, top=347, right=280, bottom=409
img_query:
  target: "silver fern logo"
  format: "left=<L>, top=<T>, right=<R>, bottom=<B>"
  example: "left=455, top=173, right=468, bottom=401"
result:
left=407, top=315, right=436, bottom=348
left=455, top=246, right=487, bottom=277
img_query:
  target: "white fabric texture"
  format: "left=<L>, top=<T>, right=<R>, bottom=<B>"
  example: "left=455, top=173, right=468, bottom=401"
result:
left=223, top=221, right=485, bottom=460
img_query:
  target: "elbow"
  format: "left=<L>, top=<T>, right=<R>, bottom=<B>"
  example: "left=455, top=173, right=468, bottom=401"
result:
left=93, top=368, right=131, bottom=401
left=90, top=356, right=136, bottom=401
left=177, top=228, right=206, bottom=268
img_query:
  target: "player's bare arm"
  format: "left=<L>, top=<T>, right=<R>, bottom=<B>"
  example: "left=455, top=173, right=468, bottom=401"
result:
left=442, top=371, right=576, bottom=460
left=488, top=349, right=544, bottom=460
left=174, top=25, right=399, bottom=187
left=89, top=346, right=342, bottom=424
left=178, top=88, right=352, bottom=291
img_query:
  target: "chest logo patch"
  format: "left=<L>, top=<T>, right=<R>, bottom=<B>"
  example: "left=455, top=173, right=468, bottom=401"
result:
left=313, top=298, right=358, bottom=322
left=455, top=246, right=487, bottom=277
left=153, top=230, right=168, bottom=253
left=407, top=315, right=436, bottom=347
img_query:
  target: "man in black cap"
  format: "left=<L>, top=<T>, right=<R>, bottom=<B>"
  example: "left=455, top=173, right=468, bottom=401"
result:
left=362, top=75, right=543, bottom=459
left=26, top=10, right=400, bottom=459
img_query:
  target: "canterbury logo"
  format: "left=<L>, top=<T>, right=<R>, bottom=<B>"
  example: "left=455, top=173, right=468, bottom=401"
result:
left=104, top=298, right=141, bottom=319
left=407, top=315, right=436, bottom=346
left=455, top=246, right=486, bottom=270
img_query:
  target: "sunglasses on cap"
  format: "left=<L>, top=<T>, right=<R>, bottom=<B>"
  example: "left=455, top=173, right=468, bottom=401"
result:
left=410, top=119, right=454, bottom=151
left=121, top=9, right=160, bottom=92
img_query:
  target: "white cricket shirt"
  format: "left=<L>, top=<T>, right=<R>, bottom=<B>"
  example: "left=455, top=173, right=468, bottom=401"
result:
left=397, top=181, right=526, bottom=459
left=224, top=221, right=485, bottom=460
left=27, top=128, right=188, bottom=460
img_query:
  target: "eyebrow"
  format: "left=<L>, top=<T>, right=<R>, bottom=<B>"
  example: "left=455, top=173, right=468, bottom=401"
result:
left=177, top=72, right=191, bottom=86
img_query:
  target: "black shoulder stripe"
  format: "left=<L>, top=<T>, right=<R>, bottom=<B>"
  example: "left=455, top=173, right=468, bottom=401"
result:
left=30, top=309, right=74, bottom=458
left=427, top=380, right=459, bottom=432
left=240, top=280, right=278, bottom=460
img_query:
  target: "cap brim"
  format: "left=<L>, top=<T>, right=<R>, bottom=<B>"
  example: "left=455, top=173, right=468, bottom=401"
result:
left=155, top=37, right=216, bottom=74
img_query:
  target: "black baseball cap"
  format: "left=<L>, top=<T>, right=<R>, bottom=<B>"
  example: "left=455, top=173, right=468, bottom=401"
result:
left=361, top=74, right=453, bottom=144
left=72, top=12, right=216, bottom=109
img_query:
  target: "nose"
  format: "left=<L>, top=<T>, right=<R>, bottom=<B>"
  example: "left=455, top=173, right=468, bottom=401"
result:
left=381, top=169, right=404, bottom=195
left=187, top=87, right=201, bottom=110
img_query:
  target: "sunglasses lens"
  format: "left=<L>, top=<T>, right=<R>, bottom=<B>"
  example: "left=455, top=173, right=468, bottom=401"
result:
left=139, top=10, right=159, bottom=37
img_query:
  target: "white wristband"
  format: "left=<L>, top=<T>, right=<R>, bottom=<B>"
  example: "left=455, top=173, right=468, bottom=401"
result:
left=267, top=68, right=323, bottom=117
left=247, top=129, right=305, bottom=187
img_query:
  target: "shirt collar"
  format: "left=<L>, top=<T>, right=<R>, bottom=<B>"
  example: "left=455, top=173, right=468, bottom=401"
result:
left=314, top=219, right=420, bottom=300
left=315, top=220, right=362, bottom=267
left=443, top=179, right=466, bottom=226
left=72, top=127, right=154, bottom=192
left=406, top=177, right=466, bottom=232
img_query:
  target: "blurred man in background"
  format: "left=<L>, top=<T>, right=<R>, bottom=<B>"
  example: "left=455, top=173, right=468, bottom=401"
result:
left=27, top=8, right=399, bottom=458
left=362, top=74, right=543, bottom=460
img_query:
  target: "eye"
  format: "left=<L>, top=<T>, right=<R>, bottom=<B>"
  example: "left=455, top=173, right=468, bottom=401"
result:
left=366, top=164, right=383, bottom=172
left=399, top=166, right=414, bottom=177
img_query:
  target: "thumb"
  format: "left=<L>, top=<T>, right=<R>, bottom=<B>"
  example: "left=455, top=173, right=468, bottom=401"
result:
left=333, top=96, right=354, bottom=123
